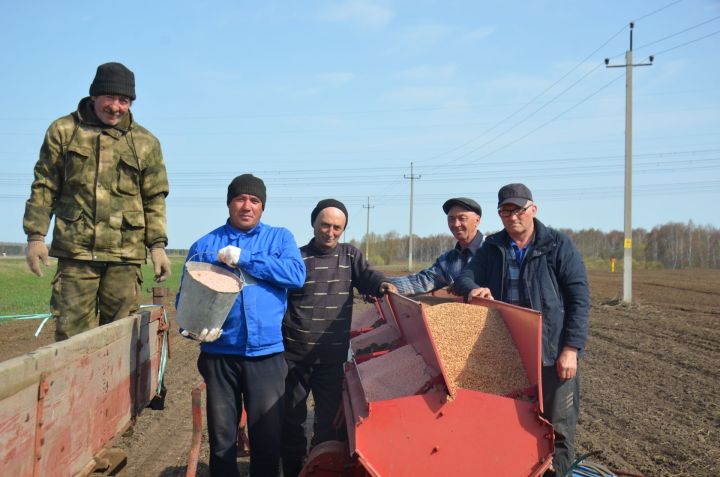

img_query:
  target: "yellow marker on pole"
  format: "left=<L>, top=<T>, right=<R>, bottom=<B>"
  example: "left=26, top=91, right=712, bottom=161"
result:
left=624, top=238, right=632, bottom=249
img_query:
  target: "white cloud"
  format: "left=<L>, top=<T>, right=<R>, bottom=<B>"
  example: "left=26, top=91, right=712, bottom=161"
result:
left=319, top=1, right=394, bottom=28
left=316, top=72, right=356, bottom=87
left=399, top=24, right=452, bottom=46
left=395, top=64, right=457, bottom=82
left=304, top=71, right=356, bottom=96
left=463, top=26, right=495, bottom=42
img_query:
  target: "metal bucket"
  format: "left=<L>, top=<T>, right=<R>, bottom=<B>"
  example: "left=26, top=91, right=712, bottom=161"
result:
left=175, top=261, right=244, bottom=335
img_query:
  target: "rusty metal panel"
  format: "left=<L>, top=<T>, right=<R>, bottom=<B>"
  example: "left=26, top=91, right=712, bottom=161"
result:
left=0, top=308, right=163, bottom=476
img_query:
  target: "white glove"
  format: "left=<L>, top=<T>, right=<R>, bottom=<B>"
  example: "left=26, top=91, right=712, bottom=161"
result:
left=181, top=328, right=223, bottom=342
left=218, top=245, right=241, bottom=267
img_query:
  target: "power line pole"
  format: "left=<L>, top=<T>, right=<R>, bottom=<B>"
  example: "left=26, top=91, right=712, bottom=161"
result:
left=605, top=22, right=653, bottom=304
left=362, top=196, right=374, bottom=257
left=404, top=162, right=421, bottom=271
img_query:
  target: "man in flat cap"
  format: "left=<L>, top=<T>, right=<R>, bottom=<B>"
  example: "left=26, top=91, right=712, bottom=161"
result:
left=454, top=183, right=589, bottom=477
left=390, top=197, right=484, bottom=296
left=23, top=61, right=171, bottom=341
left=179, top=174, right=306, bottom=477
left=281, top=199, right=396, bottom=477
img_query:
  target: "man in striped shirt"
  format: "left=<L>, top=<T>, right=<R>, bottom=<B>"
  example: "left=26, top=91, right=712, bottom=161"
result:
left=281, top=199, right=396, bottom=477
left=390, top=197, right=484, bottom=296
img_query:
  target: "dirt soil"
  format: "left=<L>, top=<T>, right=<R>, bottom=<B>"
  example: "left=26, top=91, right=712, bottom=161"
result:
left=1, top=269, right=718, bottom=476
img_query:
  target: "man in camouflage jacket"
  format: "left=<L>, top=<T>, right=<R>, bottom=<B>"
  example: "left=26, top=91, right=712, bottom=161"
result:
left=23, top=62, right=171, bottom=341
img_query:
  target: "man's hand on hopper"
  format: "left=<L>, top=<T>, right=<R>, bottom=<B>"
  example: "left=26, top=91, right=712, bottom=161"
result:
left=379, top=282, right=397, bottom=295
left=26, top=240, right=50, bottom=277
left=218, top=245, right=241, bottom=267
left=150, top=246, right=172, bottom=282
left=181, top=327, right=223, bottom=342
left=467, top=287, right=494, bottom=300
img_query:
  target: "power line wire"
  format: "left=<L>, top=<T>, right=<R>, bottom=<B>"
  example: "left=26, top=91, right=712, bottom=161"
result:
left=652, top=28, right=720, bottom=56
left=635, top=15, right=720, bottom=50
left=632, top=0, right=684, bottom=22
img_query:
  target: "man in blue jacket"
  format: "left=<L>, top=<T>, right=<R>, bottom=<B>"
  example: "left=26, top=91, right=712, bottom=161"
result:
left=454, top=183, right=589, bottom=477
left=179, top=174, right=306, bottom=477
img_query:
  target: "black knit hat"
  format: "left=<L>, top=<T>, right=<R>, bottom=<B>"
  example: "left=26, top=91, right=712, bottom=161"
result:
left=227, top=174, right=267, bottom=209
left=442, top=197, right=482, bottom=217
left=89, top=62, right=136, bottom=100
left=311, top=199, right=348, bottom=226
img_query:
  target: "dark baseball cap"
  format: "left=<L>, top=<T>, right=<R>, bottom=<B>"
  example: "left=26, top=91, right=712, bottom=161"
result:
left=442, top=197, right=482, bottom=217
left=497, top=183, right=533, bottom=208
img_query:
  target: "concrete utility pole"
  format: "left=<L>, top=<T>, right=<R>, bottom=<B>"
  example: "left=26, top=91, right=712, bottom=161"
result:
left=404, top=162, right=421, bottom=271
left=363, top=196, right=374, bottom=257
left=605, top=22, right=653, bottom=304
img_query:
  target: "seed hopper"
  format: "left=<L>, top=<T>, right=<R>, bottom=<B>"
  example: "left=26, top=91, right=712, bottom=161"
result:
left=299, top=292, right=555, bottom=477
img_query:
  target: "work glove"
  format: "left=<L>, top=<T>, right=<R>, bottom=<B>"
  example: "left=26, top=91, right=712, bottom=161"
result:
left=150, top=246, right=172, bottom=282
left=218, top=245, right=241, bottom=267
left=26, top=239, right=50, bottom=277
left=181, top=327, right=223, bottom=342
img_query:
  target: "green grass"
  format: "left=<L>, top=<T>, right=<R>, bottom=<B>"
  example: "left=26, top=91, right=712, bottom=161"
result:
left=0, top=257, right=187, bottom=316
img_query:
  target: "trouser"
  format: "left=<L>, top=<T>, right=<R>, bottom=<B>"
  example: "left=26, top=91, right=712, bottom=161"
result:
left=282, top=360, right=345, bottom=477
left=542, top=365, right=581, bottom=477
left=51, top=258, right=142, bottom=341
left=198, top=352, right=287, bottom=477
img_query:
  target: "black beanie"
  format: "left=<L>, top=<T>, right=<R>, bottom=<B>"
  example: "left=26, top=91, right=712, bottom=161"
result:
left=227, top=174, right=267, bottom=209
left=90, top=62, right=136, bottom=100
left=311, top=199, right=348, bottom=226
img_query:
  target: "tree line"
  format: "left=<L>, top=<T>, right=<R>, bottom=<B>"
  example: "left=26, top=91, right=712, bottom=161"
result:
left=3, top=221, right=718, bottom=269
left=350, top=221, right=720, bottom=269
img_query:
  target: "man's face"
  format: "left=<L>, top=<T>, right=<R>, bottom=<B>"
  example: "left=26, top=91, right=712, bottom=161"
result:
left=228, top=194, right=263, bottom=231
left=498, top=201, right=537, bottom=237
left=446, top=205, right=480, bottom=244
left=313, top=207, right=347, bottom=250
left=92, top=95, right=131, bottom=126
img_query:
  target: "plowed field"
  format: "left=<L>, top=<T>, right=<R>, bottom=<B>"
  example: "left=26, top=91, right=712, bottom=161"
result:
left=1, top=269, right=718, bottom=476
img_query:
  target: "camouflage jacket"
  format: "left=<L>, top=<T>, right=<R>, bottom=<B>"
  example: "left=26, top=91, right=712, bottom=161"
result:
left=23, top=97, right=169, bottom=264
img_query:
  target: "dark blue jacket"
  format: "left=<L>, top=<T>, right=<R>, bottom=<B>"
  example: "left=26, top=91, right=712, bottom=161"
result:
left=180, top=220, right=306, bottom=357
left=455, top=219, right=589, bottom=366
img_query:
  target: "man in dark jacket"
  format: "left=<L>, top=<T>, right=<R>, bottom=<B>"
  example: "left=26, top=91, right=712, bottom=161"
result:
left=281, top=199, right=396, bottom=477
left=454, top=183, right=589, bottom=477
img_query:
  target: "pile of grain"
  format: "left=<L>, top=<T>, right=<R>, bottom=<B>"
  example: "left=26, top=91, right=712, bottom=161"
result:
left=424, top=302, right=529, bottom=396
left=188, top=269, right=242, bottom=293
left=357, top=344, right=436, bottom=401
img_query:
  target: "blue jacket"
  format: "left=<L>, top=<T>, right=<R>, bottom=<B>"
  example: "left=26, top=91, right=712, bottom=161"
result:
left=180, top=220, right=306, bottom=356
left=455, top=219, right=589, bottom=366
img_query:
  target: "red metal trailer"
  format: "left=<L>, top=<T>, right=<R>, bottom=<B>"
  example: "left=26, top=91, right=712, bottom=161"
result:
left=300, top=292, right=554, bottom=477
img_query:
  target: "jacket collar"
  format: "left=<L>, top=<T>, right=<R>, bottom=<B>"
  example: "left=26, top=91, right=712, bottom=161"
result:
left=224, top=219, right=264, bottom=238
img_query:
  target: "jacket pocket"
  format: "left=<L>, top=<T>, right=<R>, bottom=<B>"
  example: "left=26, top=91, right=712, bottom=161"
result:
left=53, top=204, right=90, bottom=249
left=121, top=211, right=146, bottom=256
left=117, top=154, right=141, bottom=195
left=64, top=145, right=92, bottom=186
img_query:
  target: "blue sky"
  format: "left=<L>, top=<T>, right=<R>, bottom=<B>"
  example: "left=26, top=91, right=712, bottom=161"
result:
left=1, top=0, right=719, bottom=248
